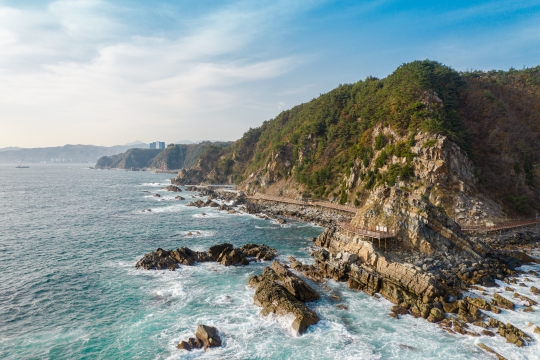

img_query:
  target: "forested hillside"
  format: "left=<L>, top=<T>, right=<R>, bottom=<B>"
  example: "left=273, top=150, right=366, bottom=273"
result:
left=95, top=142, right=231, bottom=170
left=184, top=61, right=540, bottom=216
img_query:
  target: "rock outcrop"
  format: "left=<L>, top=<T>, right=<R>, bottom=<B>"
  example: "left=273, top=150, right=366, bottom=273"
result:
left=177, top=324, right=222, bottom=351
left=248, top=262, right=320, bottom=334
left=136, top=243, right=277, bottom=270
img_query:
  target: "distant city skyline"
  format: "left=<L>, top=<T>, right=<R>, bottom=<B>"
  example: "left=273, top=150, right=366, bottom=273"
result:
left=1, top=0, right=539, bottom=148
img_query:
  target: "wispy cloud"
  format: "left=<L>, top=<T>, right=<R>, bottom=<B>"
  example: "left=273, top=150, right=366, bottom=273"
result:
left=0, top=0, right=312, bottom=146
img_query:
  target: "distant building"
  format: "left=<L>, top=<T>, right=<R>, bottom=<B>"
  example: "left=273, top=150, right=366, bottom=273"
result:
left=149, top=141, right=166, bottom=150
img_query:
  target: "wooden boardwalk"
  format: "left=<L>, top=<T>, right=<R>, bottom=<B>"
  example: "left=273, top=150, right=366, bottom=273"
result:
left=461, top=218, right=540, bottom=234
left=337, top=222, right=398, bottom=251
left=247, top=194, right=357, bottom=214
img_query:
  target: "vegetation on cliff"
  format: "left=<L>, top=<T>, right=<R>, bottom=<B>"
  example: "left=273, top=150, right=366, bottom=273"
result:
left=95, top=142, right=231, bottom=170
left=187, top=60, right=540, bottom=216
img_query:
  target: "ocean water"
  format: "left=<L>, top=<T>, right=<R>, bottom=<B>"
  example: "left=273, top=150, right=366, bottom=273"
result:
left=1, top=164, right=540, bottom=359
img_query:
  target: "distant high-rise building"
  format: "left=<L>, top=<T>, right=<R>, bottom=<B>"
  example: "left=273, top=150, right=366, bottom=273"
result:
left=149, top=141, right=166, bottom=150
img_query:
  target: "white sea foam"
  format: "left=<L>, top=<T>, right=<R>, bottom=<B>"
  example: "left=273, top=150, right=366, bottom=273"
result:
left=192, top=212, right=221, bottom=218
left=180, top=230, right=215, bottom=238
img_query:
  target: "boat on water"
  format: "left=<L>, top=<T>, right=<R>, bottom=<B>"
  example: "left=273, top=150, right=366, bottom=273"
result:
left=16, top=157, right=29, bottom=168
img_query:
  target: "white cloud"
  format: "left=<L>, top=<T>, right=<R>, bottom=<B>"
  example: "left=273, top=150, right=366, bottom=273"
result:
left=0, top=0, right=307, bottom=146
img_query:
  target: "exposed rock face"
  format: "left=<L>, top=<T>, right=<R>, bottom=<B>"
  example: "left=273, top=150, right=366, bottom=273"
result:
left=314, top=228, right=443, bottom=303
left=136, top=243, right=277, bottom=270
left=270, top=261, right=320, bottom=302
left=135, top=247, right=206, bottom=270
left=351, top=186, right=487, bottom=257
left=248, top=262, right=320, bottom=334
left=195, top=325, right=222, bottom=349
left=177, top=324, right=222, bottom=351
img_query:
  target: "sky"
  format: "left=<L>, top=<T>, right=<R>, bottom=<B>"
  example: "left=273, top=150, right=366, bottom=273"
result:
left=0, top=0, right=539, bottom=148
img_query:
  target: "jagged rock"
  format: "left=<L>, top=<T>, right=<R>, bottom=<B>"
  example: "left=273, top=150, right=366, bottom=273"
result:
left=165, top=185, right=182, bottom=192
left=513, top=292, right=538, bottom=306
left=477, top=343, right=507, bottom=360
left=493, top=293, right=515, bottom=310
left=239, top=244, right=278, bottom=261
left=531, top=286, right=540, bottom=295
left=195, top=325, right=222, bottom=349
left=270, top=261, right=320, bottom=302
left=208, top=243, right=233, bottom=261
left=175, top=196, right=185, bottom=200
left=177, top=325, right=221, bottom=351
left=218, top=248, right=249, bottom=266
left=251, top=270, right=319, bottom=335
left=136, top=243, right=276, bottom=269
left=187, top=199, right=205, bottom=207
left=176, top=340, right=192, bottom=351
left=135, top=247, right=200, bottom=270
left=427, top=307, right=445, bottom=323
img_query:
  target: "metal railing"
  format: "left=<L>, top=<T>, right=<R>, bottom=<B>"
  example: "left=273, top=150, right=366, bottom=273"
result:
left=461, top=218, right=540, bottom=233
left=337, top=221, right=396, bottom=239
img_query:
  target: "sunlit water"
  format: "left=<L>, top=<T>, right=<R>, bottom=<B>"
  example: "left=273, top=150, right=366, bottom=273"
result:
left=1, top=164, right=540, bottom=359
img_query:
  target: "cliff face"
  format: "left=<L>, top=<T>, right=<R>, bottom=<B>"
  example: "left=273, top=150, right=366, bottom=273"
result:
left=95, top=148, right=162, bottom=169
left=181, top=61, right=540, bottom=219
left=95, top=142, right=231, bottom=170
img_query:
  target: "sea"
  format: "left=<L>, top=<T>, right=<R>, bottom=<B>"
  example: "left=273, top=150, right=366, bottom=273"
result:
left=1, top=164, right=540, bottom=359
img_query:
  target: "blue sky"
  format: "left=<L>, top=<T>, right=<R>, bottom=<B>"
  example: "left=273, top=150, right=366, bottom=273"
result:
left=0, top=0, right=539, bottom=147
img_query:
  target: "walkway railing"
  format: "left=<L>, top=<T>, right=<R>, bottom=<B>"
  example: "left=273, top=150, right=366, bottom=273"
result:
left=461, top=218, right=540, bottom=233
left=337, top=221, right=396, bottom=240
left=247, top=194, right=357, bottom=214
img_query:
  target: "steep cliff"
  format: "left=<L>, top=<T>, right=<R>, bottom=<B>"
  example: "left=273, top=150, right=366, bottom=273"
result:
left=182, top=60, right=540, bottom=218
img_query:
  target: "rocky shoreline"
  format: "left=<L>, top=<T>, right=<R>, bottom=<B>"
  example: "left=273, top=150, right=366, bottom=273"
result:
left=212, top=188, right=540, bottom=345
left=140, top=184, right=540, bottom=356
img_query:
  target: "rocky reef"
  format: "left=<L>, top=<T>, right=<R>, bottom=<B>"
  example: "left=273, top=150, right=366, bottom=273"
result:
left=135, top=243, right=277, bottom=270
left=248, top=261, right=320, bottom=335
left=177, top=324, right=222, bottom=351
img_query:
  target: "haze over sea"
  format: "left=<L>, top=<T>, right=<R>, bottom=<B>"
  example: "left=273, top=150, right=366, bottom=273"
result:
left=1, top=164, right=540, bottom=359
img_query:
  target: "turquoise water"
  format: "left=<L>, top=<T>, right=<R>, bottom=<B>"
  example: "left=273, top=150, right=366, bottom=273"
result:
left=1, top=164, right=538, bottom=359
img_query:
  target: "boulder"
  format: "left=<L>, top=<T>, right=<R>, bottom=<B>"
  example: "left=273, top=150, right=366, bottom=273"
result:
left=175, top=196, right=185, bottom=200
left=270, top=261, right=320, bottom=302
left=153, top=193, right=161, bottom=197
left=165, top=185, right=182, bottom=192
left=219, top=248, right=249, bottom=266
left=493, top=293, right=515, bottom=310
left=195, top=325, right=222, bottom=349
left=208, top=243, right=233, bottom=261
left=427, top=307, right=445, bottom=323
left=239, top=244, right=278, bottom=261
left=176, top=340, right=192, bottom=351
left=252, top=273, right=319, bottom=334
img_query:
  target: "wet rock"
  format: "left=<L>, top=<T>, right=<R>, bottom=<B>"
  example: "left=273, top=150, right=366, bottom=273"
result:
left=208, top=243, right=233, bottom=261
left=175, top=196, right=185, bottom=200
left=513, top=292, right=538, bottom=306
left=177, top=325, right=221, bottom=351
left=493, top=293, right=515, bottom=310
left=239, top=244, right=277, bottom=261
left=249, top=266, right=320, bottom=334
left=427, top=307, right=445, bottom=323
left=195, top=324, right=222, bottom=349
left=531, top=286, right=540, bottom=295
left=176, top=340, right=192, bottom=351
left=218, top=248, right=249, bottom=266
left=270, top=261, right=320, bottom=302
left=477, top=343, right=507, bottom=360
left=153, top=193, right=161, bottom=197
left=523, top=306, right=534, bottom=312
left=165, top=185, right=182, bottom=192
